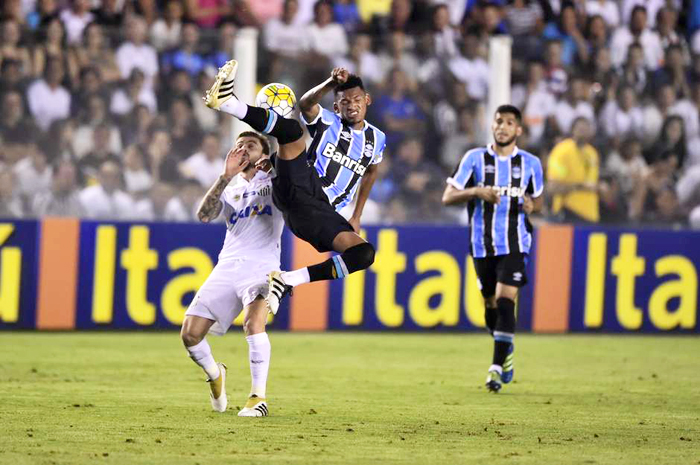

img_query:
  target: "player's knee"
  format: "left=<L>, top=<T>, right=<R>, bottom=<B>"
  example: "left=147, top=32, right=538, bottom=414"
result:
left=180, top=327, right=203, bottom=347
left=343, top=242, right=375, bottom=272
left=274, top=117, right=304, bottom=145
left=243, top=319, right=265, bottom=336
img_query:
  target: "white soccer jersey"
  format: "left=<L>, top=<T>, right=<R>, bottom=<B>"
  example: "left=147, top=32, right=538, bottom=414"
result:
left=217, top=170, right=284, bottom=265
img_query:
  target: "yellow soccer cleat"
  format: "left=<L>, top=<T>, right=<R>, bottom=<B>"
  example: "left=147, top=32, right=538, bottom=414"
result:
left=208, top=362, right=228, bottom=412
left=204, top=60, right=238, bottom=110
left=237, top=395, right=269, bottom=417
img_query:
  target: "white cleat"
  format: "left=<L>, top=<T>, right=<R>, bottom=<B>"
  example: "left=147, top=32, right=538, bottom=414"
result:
left=203, top=60, right=238, bottom=110
left=266, top=271, right=293, bottom=315
left=237, top=395, right=269, bottom=417
left=208, top=362, right=228, bottom=412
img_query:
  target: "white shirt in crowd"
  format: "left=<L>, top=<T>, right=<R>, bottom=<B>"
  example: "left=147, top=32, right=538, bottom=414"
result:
left=26, top=79, right=71, bottom=131
left=73, top=125, right=123, bottom=159
left=115, top=42, right=159, bottom=88
left=150, top=20, right=182, bottom=51
left=333, top=53, right=383, bottom=86
left=433, top=28, right=459, bottom=57
left=110, top=87, right=158, bottom=115
left=605, top=151, right=648, bottom=195
left=164, top=196, right=196, bottom=222
left=79, top=184, right=135, bottom=220
left=554, top=99, right=596, bottom=134
left=60, top=9, right=95, bottom=44
left=307, top=23, right=349, bottom=59
left=609, top=27, right=663, bottom=70
left=13, top=158, right=53, bottom=201
left=263, top=19, right=310, bottom=57
left=124, top=169, right=153, bottom=194
left=180, top=152, right=224, bottom=188
left=600, top=101, right=644, bottom=140
left=512, top=83, right=557, bottom=146
left=448, top=55, right=490, bottom=102
left=585, top=0, right=620, bottom=27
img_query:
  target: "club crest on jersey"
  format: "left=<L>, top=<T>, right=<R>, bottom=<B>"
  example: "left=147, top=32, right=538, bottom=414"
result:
left=512, top=167, right=521, bottom=179
left=321, top=142, right=367, bottom=176
left=229, top=204, right=273, bottom=226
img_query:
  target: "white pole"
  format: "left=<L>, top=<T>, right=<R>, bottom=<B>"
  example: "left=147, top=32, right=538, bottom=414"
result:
left=486, top=36, right=513, bottom=142
left=230, top=27, right=258, bottom=147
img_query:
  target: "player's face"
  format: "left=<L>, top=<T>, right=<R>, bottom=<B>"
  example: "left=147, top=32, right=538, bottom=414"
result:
left=234, top=136, right=265, bottom=166
left=334, top=87, right=370, bottom=125
left=492, top=112, right=522, bottom=147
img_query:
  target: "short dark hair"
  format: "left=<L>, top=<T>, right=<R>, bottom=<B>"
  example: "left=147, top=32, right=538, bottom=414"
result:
left=237, top=131, right=270, bottom=155
left=334, top=74, right=365, bottom=95
left=495, top=104, right=522, bottom=124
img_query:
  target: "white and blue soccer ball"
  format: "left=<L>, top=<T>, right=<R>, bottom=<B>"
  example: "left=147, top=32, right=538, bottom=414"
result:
left=255, top=83, right=297, bottom=118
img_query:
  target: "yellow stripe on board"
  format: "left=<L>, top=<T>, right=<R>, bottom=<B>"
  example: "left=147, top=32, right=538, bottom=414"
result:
left=92, top=225, right=117, bottom=324
left=584, top=233, right=607, bottom=328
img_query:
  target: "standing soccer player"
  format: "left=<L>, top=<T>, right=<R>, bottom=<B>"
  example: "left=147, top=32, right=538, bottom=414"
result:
left=204, top=61, right=385, bottom=314
left=181, top=132, right=282, bottom=416
left=442, top=105, right=544, bottom=393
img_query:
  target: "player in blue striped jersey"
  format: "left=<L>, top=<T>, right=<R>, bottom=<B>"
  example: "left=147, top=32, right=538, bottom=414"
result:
left=442, top=105, right=544, bottom=393
left=205, top=61, right=384, bottom=315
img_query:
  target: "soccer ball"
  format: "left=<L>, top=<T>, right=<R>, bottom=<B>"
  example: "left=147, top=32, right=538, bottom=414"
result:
left=255, top=83, right=297, bottom=118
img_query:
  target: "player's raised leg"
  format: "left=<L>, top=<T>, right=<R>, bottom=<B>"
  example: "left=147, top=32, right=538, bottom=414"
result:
left=238, top=297, right=272, bottom=417
left=181, top=316, right=227, bottom=412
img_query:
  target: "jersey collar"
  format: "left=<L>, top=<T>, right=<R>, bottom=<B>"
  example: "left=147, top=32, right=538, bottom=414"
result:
left=487, top=143, right=519, bottom=159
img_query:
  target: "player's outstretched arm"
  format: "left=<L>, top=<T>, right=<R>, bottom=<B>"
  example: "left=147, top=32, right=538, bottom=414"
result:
left=299, top=67, right=349, bottom=122
left=197, top=147, right=249, bottom=223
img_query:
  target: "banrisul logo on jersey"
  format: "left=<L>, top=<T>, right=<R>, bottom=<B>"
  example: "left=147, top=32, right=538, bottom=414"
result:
left=477, top=183, right=524, bottom=198
left=321, top=142, right=367, bottom=176
left=229, top=204, right=273, bottom=226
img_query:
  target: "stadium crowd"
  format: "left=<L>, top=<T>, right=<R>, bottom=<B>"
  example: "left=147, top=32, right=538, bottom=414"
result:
left=1, top=0, right=700, bottom=228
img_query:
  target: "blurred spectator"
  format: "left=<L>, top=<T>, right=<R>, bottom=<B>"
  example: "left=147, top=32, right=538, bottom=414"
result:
left=160, top=69, right=192, bottom=112
left=610, top=5, right=662, bottom=70
left=377, top=31, right=418, bottom=88
left=0, top=20, right=32, bottom=78
left=0, top=168, right=24, bottom=217
left=676, top=164, right=700, bottom=229
left=110, top=69, right=158, bottom=116
left=78, top=121, right=121, bottom=179
left=59, top=0, right=94, bottom=45
left=543, top=40, right=567, bottom=96
left=123, top=144, right=153, bottom=194
left=440, top=106, right=482, bottom=169
left=333, top=33, right=382, bottom=86
left=184, top=0, right=231, bottom=29
left=150, top=0, right=184, bottom=52
left=542, top=2, right=589, bottom=66
left=13, top=143, right=52, bottom=205
left=554, top=75, right=595, bottom=135
left=430, top=4, right=458, bottom=58
left=308, top=0, right=349, bottom=60
left=26, top=0, right=60, bottom=30
left=617, top=42, right=647, bottom=95
left=651, top=45, right=690, bottom=100
left=333, top=0, right=361, bottom=34
left=448, top=32, right=489, bottom=102
left=168, top=97, right=203, bottom=160
left=32, top=160, right=85, bottom=217
left=191, top=71, right=218, bottom=131
left=120, top=103, right=154, bottom=147
left=585, top=14, right=609, bottom=54
left=264, top=0, right=309, bottom=58
left=605, top=138, right=648, bottom=197
left=32, top=17, right=78, bottom=83
left=505, top=0, right=545, bottom=36
left=547, top=117, right=601, bottom=223
left=71, top=66, right=105, bottom=116
left=585, top=0, right=619, bottom=28
left=73, top=95, right=122, bottom=159
left=620, top=0, right=670, bottom=28
left=433, top=79, right=471, bottom=139
left=163, top=178, right=201, bottom=221
left=179, top=132, right=223, bottom=187
left=79, top=160, right=134, bottom=220
left=42, top=118, right=77, bottom=162
left=655, top=6, right=686, bottom=53
left=147, top=127, right=182, bottom=183
left=0, top=59, right=25, bottom=93
left=73, top=22, right=121, bottom=84
left=116, top=16, right=159, bottom=88
left=0, top=90, right=39, bottom=145
left=134, top=182, right=178, bottom=221
left=512, top=61, right=556, bottom=148
left=645, top=115, right=687, bottom=170
left=93, top=0, right=125, bottom=29
left=372, top=67, right=425, bottom=149
left=644, top=85, right=698, bottom=146
left=27, top=57, right=71, bottom=131
left=244, top=0, right=283, bottom=25
left=600, top=85, right=644, bottom=142
left=161, top=21, right=207, bottom=77
left=367, top=155, right=397, bottom=205
left=207, top=21, right=237, bottom=69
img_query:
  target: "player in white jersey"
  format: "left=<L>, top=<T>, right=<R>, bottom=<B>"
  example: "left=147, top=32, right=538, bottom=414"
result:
left=180, top=131, right=283, bottom=417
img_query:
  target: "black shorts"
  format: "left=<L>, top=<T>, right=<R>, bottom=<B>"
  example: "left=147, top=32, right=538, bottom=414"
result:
left=272, top=153, right=353, bottom=253
left=473, top=253, right=529, bottom=298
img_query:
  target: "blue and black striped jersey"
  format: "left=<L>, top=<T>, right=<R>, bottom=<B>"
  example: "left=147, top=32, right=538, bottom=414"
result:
left=447, top=145, right=544, bottom=258
left=302, top=107, right=386, bottom=211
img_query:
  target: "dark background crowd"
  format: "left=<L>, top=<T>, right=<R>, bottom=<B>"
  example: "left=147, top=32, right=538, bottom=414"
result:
left=1, top=0, right=700, bottom=228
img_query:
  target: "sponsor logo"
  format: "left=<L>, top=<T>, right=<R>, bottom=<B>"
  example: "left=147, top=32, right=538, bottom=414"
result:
left=321, top=142, right=367, bottom=176
left=513, top=272, right=523, bottom=282
left=228, top=204, right=273, bottom=226
left=339, top=130, right=352, bottom=142
left=477, top=183, right=525, bottom=198
left=485, top=165, right=496, bottom=173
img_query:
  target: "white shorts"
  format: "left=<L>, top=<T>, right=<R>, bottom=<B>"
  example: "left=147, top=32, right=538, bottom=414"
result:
left=185, top=258, right=278, bottom=336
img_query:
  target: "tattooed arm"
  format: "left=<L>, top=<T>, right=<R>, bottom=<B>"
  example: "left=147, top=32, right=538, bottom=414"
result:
left=196, top=146, right=250, bottom=223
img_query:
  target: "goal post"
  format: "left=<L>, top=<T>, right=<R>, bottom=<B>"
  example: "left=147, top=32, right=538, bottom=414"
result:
left=486, top=35, right=513, bottom=142
left=229, top=27, right=259, bottom=147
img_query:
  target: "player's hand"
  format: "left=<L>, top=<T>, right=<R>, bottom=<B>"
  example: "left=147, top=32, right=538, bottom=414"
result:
left=349, top=216, right=361, bottom=234
left=523, top=195, right=534, bottom=214
left=255, top=157, right=273, bottom=174
left=223, top=146, right=250, bottom=180
left=331, top=67, right=349, bottom=85
left=476, top=187, right=500, bottom=204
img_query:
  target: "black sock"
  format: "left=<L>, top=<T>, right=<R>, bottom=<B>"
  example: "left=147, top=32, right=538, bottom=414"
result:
left=241, top=106, right=303, bottom=144
left=492, top=297, right=516, bottom=366
left=308, top=243, right=375, bottom=282
left=485, top=305, right=497, bottom=335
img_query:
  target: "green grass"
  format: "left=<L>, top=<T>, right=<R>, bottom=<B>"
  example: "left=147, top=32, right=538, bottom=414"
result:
left=0, top=333, right=698, bottom=465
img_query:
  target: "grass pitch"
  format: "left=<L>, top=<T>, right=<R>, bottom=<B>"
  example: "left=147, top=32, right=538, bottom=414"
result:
left=0, top=332, right=698, bottom=465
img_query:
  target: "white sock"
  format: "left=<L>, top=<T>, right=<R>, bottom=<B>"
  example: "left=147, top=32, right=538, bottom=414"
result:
left=186, top=339, right=220, bottom=380
left=489, top=364, right=503, bottom=375
left=280, top=268, right=310, bottom=287
left=219, top=96, right=248, bottom=119
left=246, top=332, right=271, bottom=398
